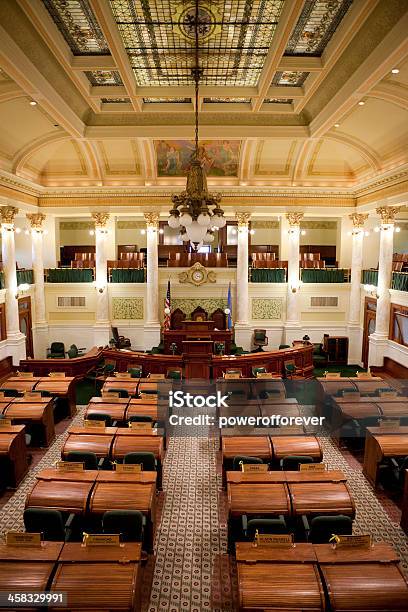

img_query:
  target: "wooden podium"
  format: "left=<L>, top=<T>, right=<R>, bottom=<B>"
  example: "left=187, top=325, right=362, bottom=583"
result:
left=182, top=340, right=213, bottom=379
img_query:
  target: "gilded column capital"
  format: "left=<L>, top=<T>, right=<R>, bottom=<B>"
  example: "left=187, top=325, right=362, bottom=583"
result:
left=26, top=213, right=46, bottom=230
left=92, top=212, right=110, bottom=228
left=235, top=212, right=251, bottom=227
left=349, top=213, right=368, bottom=228
left=144, top=212, right=160, bottom=229
left=0, top=206, right=19, bottom=226
left=376, top=206, right=400, bottom=225
left=286, top=212, right=304, bottom=226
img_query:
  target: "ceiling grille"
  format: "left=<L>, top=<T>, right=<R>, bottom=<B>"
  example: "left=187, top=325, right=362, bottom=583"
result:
left=108, top=0, right=285, bottom=87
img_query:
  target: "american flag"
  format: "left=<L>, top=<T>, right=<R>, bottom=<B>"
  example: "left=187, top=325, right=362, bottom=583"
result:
left=164, top=280, right=171, bottom=330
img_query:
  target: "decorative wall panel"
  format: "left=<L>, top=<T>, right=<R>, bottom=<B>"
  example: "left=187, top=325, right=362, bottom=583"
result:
left=170, top=298, right=227, bottom=318
left=252, top=298, right=282, bottom=320
left=112, top=297, right=144, bottom=319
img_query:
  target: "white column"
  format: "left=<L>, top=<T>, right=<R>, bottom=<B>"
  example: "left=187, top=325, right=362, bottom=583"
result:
left=284, top=212, right=303, bottom=344
left=1, top=206, right=26, bottom=365
left=144, top=212, right=160, bottom=349
left=234, top=212, right=252, bottom=350
left=368, top=206, right=399, bottom=367
left=92, top=212, right=111, bottom=346
left=27, top=213, right=48, bottom=357
left=347, top=213, right=368, bottom=364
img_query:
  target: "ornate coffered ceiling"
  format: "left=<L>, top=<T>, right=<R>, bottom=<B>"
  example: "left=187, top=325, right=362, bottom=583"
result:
left=0, top=0, right=406, bottom=202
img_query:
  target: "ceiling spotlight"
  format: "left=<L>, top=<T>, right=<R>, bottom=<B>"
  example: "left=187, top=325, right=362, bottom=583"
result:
left=29, top=100, right=37, bottom=106
left=358, top=101, right=365, bottom=106
left=334, top=123, right=340, bottom=128
left=391, top=68, right=400, bottom=74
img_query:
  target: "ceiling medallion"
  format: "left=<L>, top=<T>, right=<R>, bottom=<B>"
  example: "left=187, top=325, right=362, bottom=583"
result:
left=174, top=2, right=221, bottom=44
left=178, top=262, right=216, bottom=286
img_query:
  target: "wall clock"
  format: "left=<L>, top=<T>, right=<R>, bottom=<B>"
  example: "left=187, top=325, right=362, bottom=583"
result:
left=178, top=262, right=216, bottom=286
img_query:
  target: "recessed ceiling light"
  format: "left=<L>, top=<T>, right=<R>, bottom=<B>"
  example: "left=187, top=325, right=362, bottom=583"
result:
left=358, top=101, right=365, bottom=106
left=391, top=68, right=400, bottom=74
left=334, top=123, right=340, bottom=128
left=29, top=100, right=37, bottom=106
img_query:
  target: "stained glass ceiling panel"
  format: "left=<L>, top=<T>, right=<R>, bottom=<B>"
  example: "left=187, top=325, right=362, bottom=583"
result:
left=41, top=0, right=110, bottom=54
left=285, top=0, right=354, bottom=56
left=108, top=0, right=285, bottom=87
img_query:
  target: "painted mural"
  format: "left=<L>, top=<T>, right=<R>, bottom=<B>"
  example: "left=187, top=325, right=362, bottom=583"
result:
left=155, top=140, right=240, bottom=177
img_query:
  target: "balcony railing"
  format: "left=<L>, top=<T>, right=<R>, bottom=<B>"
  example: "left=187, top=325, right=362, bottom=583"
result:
left=17, top=269, right=34, bottom=285
left=361, top=269, right=378, bottom=286
left=46, top=268, right=94, bottom=283
left=391, top=271, right=408, bottom=292
left=300, top=268, right=350, bottom=283
left=250, top=268, right=286, bottom=283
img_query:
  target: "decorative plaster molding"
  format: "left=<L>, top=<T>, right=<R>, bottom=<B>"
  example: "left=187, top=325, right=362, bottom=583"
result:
left=286, top=211, right=304, bottom=226
left=26, top=212, right=46, bottom=229
left=349, top=212, right=369, bottom=228
left=0, top=205, right=18, bottom=225
left=91, top=212, right=110, bottom=228
left=144, top=212, right=160, bottom=228
left=178, top=263, right=216, bottom=286
left=376, top=205, right=401, bottom=224
left=236, top=212, right=251, bottom=227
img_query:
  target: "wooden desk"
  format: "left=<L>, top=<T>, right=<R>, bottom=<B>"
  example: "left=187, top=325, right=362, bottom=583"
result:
left=138, top=381, right=158, bottom=395
left=228, top=483, right=291, bottom=517
left=126, top=398, right=160, bottom=421
left=1, top=378, right=40, bottom=392
left=363, top=427, right=408, bottom=487
left=289, top=482, right=355, bottom=517
left=226, top=470, right=346, bottom=485
left=4, top=398, right=55, bottom=446
left=221, top=436, right=272, bottom=472
left=111, top=434, right=164, bottom=489
left=102, top=378, right=139, bottom=396
left=0, top=425, right=28, bottom=487
left=96, top=471, right=157, bottom=485
left=35, top=468, right=98, bottom=483
left=377, top=402, right=408, bottom=419
left=260, top=404, right=302, bottom=418
left=85, top=400, right=129, bottom=422
left=235, top=542, right=324, bottom=611
left=62, top=426, right=117, bottom=461
left=89, top=482, right=156, bottom=551
left=52, top=542, right=142, bottom=612
left=270, top=435, right=323, bottom=461
left=0, top=541, right=63, bottom=610
left=26, top=479, right=93, bottom=514
left=316, top=542, right=408, bottom=611
left=35, top=377, right=76, bottom=417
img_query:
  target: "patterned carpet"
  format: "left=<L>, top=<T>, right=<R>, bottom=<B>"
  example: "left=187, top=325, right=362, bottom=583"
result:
left=0, top=407, right=408, bottom=610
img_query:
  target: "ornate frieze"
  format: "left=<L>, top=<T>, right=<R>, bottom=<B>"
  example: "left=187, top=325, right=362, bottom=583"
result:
left=112, top=297, right=143, bottom=320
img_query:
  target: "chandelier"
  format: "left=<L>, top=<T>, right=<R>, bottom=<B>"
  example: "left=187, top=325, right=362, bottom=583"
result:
left=167, top=0, right=225, bottom=249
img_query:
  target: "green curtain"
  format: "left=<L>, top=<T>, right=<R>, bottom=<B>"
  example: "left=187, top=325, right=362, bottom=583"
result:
left=0, top=272, right=4, bottom=289
left=361, top=269, right=378, bottom=286
left=392, top=272, right=408, bottom=292
left=47, top=268, right=94, bottom=283
left=17, top=269, right=34, bottom=285
left=110, top=268, right=145, bottom=283
left=251, top=268, right=286, bottom=283
left=301, top=269, right=347, bottom=283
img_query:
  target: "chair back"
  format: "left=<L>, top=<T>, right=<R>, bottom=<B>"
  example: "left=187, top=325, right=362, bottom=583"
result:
left=87, top=413, right=112, bottom=427
left=281, top=455, right=314, bottom=471
left=102, top=510, right=143, bottom=542
left=65, top=451, right=98, bottom=470
left=246, top=517, right=287, bottom=539
left=24, top=508, right=65, bottom=541
left=309, top=515, right=352, bottom=544
left=123, top=451, right=156, bottom=471
left=232, top=455, right=264, bottom=471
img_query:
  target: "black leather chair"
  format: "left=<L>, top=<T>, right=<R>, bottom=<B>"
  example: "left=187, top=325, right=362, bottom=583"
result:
left=102, top=510, right=145, bottom=543
left=24, top=508, right=75, bottom=542
left=65, top=451, right=104, bottom=470
left=280, top=455, right=314, bottom=471
left=47, top=342, right=65, bottom=358
left=111, top=327, right=131, bottom=349
left=232, top=455, right=264, bottom=471
left=123, top=452, right=156, bottom=471
left=303, top=514, right=353, bottom=543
